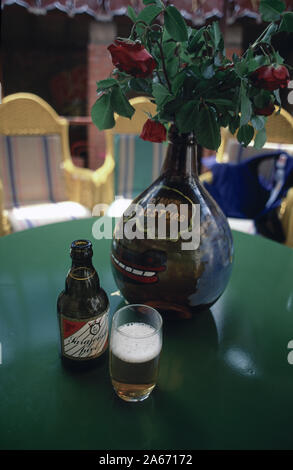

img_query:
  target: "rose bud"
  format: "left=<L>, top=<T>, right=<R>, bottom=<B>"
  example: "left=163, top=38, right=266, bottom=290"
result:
left=250, top=65, right=290, bottom=91
left=140, top=119, right=167, bottom=143
left=254, top=101, right=275, bottom=116
left=108, top=40, right=156, bottom=78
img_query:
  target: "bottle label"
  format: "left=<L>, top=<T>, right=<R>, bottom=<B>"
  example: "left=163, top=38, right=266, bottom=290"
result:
left=61, top=308, right=109, bottom=360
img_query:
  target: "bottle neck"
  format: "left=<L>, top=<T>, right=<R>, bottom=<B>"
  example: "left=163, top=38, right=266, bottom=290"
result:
left=71, top=257, right=93, bottom=269
left=66, top=257, right=100, bottom=295
left=160, top=126, right=198, bottom=180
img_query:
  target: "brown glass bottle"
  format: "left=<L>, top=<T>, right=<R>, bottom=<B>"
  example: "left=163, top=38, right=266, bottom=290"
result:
left=57, top=240, right=109, bottom=370
left=111, top=125, right=233, bottom=319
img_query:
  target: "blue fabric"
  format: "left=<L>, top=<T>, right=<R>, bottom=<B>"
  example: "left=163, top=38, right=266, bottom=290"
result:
left=204, top=151, right=293, bottom=219
left=25, top=219, right=34, bottom=228
left=114, top=134, right=166, bottom=199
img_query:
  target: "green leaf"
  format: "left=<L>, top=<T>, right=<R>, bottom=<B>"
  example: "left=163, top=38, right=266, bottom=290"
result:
left=165, top=55, right=180, bottom=79
left=128, top=78, right=152, bottom=94
left=136, top=4, right=162, bottom=25
left=218, top=111, right=231, bottom=128
left=253, top=55, right=270, bottom=68
left=171, top=70, right=186, bottom=95
left=152, top=83, right=172, bottom=107
left=96, top=78, right=118, bottom=90
left=237, top=124, right=254, bottom=147
left=273, top=89, right=281, bottom=106
left=245, top=49, right=272, bottom=74
left=254, top=89, right=272, bottom=108
left=210, top=21, right=222, bottom=49
left=160, top=97, right=182, bottom=120
left=91, top=93, right=115, bottom=130
left=228, top=115, right=240, bottom=135
left=187, top=27, right=204, bottom=53
left=254, top=127, right=267, bottom=149
left=162, top=41, right=177, bottom=60
left=206, top=98, right=235, bottom=107
left=246, top=57, right=266, bottom=74
left=144, top=0, right=163, bottom=7
left=259, top=0, right=285, bottom=22
left=279, top=12, right=293, bottom=32
left=143, top=0, right=162, bottom=5
left=240, top=83, right=252, bottom=127
left=111, top=87, right=135, bottom=119
left=251, top=115, right=266, bottom=131
left=162, top=26, right=173, bottom=42
left=164, top=5, right=188, bottom=42
left=272, top=50, right=284, bottom=65
left=196, top=107, right=221, bottom=150
left=176, top=100, right=199, bottom=133
left=185, top=77, right=200, bottom=96
left=127, top=6, right=137, bottom=23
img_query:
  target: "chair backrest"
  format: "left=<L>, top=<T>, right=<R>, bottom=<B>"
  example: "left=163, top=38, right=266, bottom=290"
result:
left=216, top=107, right=293, bottom=163
left=105, top=97, right=167, bottom=199
left=0, top=92, right=71, bottom=208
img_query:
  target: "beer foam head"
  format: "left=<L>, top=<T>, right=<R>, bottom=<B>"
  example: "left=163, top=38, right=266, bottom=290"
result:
left=111, top=322, right=162, bottom=363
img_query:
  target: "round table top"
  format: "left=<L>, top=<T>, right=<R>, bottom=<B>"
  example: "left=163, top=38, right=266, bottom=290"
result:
left=1, top=217, right=293, bottom=450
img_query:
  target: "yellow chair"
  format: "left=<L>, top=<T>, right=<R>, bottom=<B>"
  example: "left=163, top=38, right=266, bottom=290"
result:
left=104, top=96, right=166, bottom=217
left=106, top=96, right=157, bottom=140
left=0, top=93, right=114, bottom=235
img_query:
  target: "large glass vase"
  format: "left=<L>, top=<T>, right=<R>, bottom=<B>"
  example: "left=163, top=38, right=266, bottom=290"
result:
left=111, top=126, right=233, bottom=319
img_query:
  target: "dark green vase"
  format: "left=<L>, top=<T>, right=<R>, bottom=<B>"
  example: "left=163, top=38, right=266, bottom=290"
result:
left=111, top=126, right=233, bottom=319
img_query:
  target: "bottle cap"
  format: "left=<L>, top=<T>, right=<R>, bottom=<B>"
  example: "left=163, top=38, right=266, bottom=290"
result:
left=70, top=240, right=93, bottom=259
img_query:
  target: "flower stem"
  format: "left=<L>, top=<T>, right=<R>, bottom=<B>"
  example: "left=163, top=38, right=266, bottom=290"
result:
left=251, top=23, right=274, bottom=49
left=156, top=70, right=165, bottom=86
left=130, top=20, right=148, bottom=40
left=156, top=40, right=172, bottom=93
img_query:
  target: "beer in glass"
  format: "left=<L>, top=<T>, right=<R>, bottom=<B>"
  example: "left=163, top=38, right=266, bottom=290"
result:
left=110, top=304, right=162, bottom=402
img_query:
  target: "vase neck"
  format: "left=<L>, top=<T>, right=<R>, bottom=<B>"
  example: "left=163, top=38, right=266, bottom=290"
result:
left=160, top=127, right=198, bottom=180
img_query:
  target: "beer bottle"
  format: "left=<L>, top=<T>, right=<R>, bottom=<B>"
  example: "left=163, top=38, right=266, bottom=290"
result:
left=57, top=239, right=109, bottom=369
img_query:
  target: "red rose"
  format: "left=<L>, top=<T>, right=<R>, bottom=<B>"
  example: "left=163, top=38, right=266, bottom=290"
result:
left=254, top=102, right=275, bottom=116
left=250, top=65, right=289, bottom=91
left=108, top=40, right=156, bottom=78
left=140, top=119, right=166, bottom=143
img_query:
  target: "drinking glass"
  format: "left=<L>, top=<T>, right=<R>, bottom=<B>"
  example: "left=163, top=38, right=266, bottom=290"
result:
left=109, top=304, right=163, bottom=402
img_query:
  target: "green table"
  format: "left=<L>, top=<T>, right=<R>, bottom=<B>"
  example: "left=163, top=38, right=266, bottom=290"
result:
left=1, top=217, right=293, bottom=450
